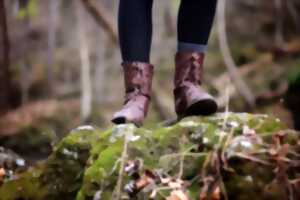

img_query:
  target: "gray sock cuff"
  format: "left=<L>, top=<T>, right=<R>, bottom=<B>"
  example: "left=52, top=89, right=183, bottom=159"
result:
left=177, top=42, right=208, bottom=53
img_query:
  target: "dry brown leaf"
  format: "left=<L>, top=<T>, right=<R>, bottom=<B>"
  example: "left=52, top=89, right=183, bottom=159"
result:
left=135, top=174, right=154, bottom=190
left=168, top=179, right=184, bottom=189
left=166, top=190, right=189, bottom=200
left=199, top=186, right=221, bottom=200
left=0, top=168, right=5, bottom=184
left=211, top=186, right=221, bottom=200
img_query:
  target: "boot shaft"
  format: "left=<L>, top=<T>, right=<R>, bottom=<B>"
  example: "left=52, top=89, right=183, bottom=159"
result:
left=173, top=52, right=217, bottom=117
left=122, top=62, right=154, bottom=101
left=112, top=62, right=154, bottom=126
left=174, top=52, right=205, bottom=87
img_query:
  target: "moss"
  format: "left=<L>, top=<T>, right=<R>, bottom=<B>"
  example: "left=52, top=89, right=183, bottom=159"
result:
left=0, top=126, right=54, bottom=158
left=0, top=169, right=45, bottom=200
left=0, top=113, right=299, bottom=200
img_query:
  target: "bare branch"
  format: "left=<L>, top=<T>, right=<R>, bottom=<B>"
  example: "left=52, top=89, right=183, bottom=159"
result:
left=217, top=0, right=256, bottom=108
left=80, top=0, right=118, bottom=45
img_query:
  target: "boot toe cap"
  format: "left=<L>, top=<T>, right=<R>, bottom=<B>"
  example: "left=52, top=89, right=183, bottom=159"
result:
left=112, top=108, right=144, bottom=126
left=185, top=98, right=218, bottom=116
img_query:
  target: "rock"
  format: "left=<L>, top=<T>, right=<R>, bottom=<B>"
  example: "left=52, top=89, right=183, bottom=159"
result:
left=0, top=113, right=299, bottom=200
left=0, top=146, right=26, bottom=184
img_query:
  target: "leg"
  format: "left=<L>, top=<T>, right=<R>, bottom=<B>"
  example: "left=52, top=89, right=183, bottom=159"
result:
left=112, top=0, right=154, bottom=126
left=177, top=0, right=217, bottom=53
left=118, top=0, right=153, bottom=62
left=174, top=0, right=218, bottom=118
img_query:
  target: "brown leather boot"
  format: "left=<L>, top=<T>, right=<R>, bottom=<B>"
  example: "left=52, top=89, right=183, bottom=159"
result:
left=174, top=52, right=217, bottom=118
left=112, top=62, right=153, bottom=126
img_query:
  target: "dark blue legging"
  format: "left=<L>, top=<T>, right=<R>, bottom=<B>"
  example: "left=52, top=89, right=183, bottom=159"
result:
left=118, top=0, right=217, bottom=63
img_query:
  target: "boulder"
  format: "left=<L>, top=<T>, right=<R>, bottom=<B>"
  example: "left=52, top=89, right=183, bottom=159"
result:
left=0, top=113, right=299, bottom=200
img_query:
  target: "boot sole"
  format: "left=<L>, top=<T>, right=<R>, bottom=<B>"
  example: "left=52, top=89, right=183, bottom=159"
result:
left=112, top=117, right=126, bottom=125
left=112, top=117, right=142, bottom=127
left=183, top=99, right=218, bottom=117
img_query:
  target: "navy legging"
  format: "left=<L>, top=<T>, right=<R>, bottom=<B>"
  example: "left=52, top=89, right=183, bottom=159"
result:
left=118, top=0, right=217, bottom=63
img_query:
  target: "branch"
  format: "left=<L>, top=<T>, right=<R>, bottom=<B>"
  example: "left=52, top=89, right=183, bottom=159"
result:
left=113, top=133, right=128, bottom=200
left=217, top=0, right=256, bottom=108
left=80, top=0, right=118, bottom=45
left=212, top=55, right=272, bottom=107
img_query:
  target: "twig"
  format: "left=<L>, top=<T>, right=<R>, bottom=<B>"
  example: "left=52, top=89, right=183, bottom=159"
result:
left=160, top=152, right=207, bottom=160
left=178, top=153, right=184, bottom=179
left=80, top=0, right=118, bottom=45
left=178, top=140, right=196, bottom=179
left=216, top=157, right=228, bottom=200
left=217, top=0, right=255, bottom=108
left=213, top=55, right=273, bottom=108
left=113, top=133, right=129, bottom=200
left=222, top=86, right=230, bottom=130
left=234, top=152, right=273, bottom=166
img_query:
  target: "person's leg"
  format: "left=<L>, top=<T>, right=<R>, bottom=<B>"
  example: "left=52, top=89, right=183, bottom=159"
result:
left=174, top=0, right=218, bottom=118
left=113, top=0, right=154, bottom=126
left=118, top=0, right=153, bottom=62
left=177, top=0, right=217, bottom=53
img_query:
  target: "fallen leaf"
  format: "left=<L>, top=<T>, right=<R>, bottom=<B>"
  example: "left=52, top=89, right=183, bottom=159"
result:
left=166, top=190, right=189, bottom=200
left=199, top=186, right=221, bottom=200
left=0, top=168, right=5, bottom=184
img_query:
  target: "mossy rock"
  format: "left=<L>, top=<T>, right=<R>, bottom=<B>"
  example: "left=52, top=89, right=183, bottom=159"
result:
left=0, top=113, right=299, bottom=200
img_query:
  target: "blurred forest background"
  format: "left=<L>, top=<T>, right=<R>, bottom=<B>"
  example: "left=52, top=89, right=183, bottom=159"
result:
left=0, top=0, right=300, bottom=164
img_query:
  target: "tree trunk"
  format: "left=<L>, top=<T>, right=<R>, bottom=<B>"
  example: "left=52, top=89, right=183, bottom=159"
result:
left=46, top=0, right=60, bottom=96
left=76, top=1, right=92, bottom=122
left=0, top=0, right=12, bottom=115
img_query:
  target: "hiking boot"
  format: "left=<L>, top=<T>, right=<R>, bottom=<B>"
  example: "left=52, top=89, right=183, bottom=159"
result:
left=112, top=62, right=153, bottom=126
left=174, top=52, right=217, bottom=118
